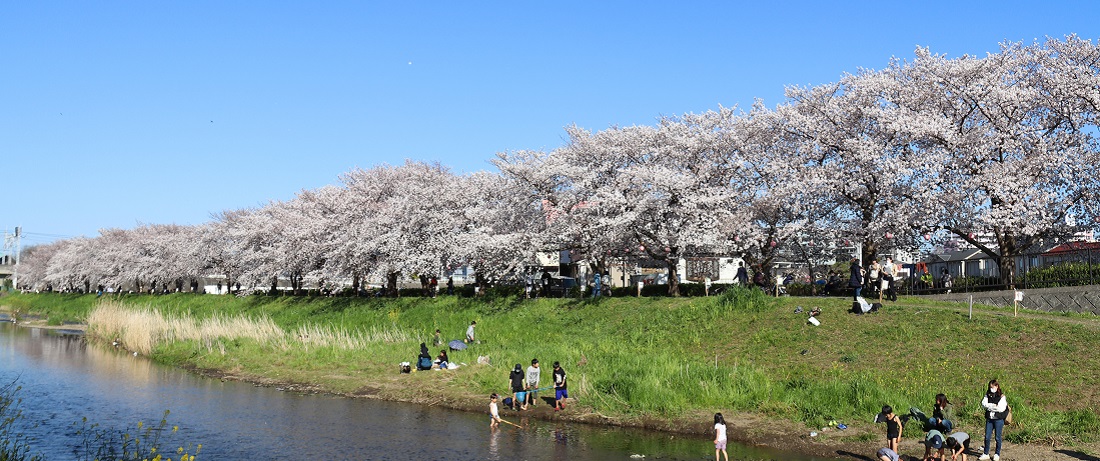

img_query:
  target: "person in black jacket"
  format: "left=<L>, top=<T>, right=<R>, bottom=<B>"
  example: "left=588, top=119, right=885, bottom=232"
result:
left=980, top=380, right=1008, bottom=461
left=509, top=364, right=526, bottom=410
left=849, top=258, right=865, bottom=300
left=416, top=343, right=433, bottom=371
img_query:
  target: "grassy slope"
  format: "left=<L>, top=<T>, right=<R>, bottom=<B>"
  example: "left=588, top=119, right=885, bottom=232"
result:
left=3, top=290, right=1099, bottom=445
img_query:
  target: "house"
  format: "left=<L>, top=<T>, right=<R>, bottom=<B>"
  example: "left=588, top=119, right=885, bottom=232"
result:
left=923, top=249, right=1001, bottom=279
left=1041, top=241, right=1100, bottom=266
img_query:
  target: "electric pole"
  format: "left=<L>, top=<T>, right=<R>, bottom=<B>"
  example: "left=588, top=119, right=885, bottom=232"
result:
left=13, top=226, right=20, bottom=290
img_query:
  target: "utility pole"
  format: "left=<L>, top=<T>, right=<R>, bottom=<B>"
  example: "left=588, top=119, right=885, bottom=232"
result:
left=13, top=226, right=20, bottom=290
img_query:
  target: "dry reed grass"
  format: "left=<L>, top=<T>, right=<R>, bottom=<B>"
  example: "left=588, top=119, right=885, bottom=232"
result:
left=87, top=300, right=285, bottom=355
left=284, top=323, right=414, bottom=350
left=86, top=300, right=413, bottom=355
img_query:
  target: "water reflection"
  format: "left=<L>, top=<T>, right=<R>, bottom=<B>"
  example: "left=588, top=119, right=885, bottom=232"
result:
left=0, top=323, right=838, bottom=460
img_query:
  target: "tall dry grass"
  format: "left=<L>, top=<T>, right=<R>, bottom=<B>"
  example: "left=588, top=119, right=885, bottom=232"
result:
left=87, top=300, right=285, bottom=355
left=285, top=324, right=414, bottom=351
left=86, top=300, right=413, bottom=355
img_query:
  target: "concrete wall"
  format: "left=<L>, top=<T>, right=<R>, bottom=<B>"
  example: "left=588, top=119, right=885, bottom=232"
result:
left=924, top=285, right=1100, bottom=315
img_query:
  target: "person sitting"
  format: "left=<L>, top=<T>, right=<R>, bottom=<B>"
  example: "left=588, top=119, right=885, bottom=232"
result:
left=436, top=349, right=450, bottom=369
left=416, top=343, right=433, bottom=371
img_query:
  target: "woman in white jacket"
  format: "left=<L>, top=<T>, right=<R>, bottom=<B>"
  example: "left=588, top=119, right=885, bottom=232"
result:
left=979, top=379, right=1008, bottom=461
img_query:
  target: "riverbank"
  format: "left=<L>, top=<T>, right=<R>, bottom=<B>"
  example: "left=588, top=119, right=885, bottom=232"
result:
left=4, top=291, right=1100, bottom=460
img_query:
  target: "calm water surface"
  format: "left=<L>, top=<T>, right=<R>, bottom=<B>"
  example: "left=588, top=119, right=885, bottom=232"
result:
left=0, top=321, right=841, bottom=460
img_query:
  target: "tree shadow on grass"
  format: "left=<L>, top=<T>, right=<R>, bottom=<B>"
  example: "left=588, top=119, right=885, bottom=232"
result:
left=1056, top=450, right=1100, bottom=461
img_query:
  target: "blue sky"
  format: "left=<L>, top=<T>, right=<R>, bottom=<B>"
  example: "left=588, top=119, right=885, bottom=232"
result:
left=3, top=1, right=1099, bottom=246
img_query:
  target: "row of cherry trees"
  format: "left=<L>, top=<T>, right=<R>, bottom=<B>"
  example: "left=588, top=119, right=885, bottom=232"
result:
left=19, top=37, right=1100, bottom=295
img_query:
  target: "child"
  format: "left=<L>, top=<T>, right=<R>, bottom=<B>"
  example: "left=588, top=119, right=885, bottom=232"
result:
left=552, top=361, right=568, bottom=411
left=945, top=431, right=970, bottom=461
left=876, top=447, right=899, bottom=461
left=509, top=364, right=525, bottom=410
left=489, top=393, right=502, bottom=429
left=880, top=405, right=903, bottom=452
left=924, top=428, right=945, bottom=461
left=713, top=413, right=728, bottom=461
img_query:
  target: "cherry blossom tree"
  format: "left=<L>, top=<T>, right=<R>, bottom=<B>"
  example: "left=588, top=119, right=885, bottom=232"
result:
left=782, top=67, right=945, bottom=268
left=12, top=241, right=63, bottom=291
left=903, top=38, right=1100, bottom=287
left=542, top=108, right=746, bottom=296
left=451, top=169, right=550, bottom=283
left=338, top=161, right=467, bottom=295
left=22, top=37, right=1099, bottom=297
left=720, top=102, right=827, bottom=287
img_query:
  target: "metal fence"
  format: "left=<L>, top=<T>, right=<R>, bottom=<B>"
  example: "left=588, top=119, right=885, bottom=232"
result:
left=899, top=246, right=1100, bottom=296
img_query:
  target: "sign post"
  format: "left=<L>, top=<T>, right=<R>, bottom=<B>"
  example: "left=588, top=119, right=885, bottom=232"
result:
left=1014, top=291, right=1024, bottom=318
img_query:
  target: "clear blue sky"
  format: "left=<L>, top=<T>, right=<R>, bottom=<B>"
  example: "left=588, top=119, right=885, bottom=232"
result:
left=3, top=1, right=1099, bottom=246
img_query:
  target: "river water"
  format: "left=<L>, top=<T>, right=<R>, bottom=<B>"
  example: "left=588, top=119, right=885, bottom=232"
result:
left=0, top=321, right=839, bottom=460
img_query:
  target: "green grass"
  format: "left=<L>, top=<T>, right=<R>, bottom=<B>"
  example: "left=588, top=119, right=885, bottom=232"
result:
left=5, top=290, right=1100, bottom=444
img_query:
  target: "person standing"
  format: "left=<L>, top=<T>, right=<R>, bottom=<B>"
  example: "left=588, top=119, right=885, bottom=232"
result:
left=446, top=277, right=454, bottom=295
left=466, top=321, right=477, bottom=343
left=713, top=413, right=728, bottom=461
left=489, top=393, right=502, bottom=429
left=509, top=364, right=525, bottom=410
left=849, top=258, right=864, bottom=300
left=735, top=262, right=749, bottom=286
left=880, top=405, right=903, bottom=453
left=980, top=380, right=1008, bottom=461
left=552, top=361, right=568, bottom=410
left=525, top=359, right=541, bottom=408
left=868, top=259, right=882, bottom=299
left=432, top=329, right=442, bottom=347
left=882, top=257, right=898, bottom=301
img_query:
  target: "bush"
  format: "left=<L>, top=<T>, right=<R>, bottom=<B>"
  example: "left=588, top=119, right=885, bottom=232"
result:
left=714, top=286, right=775, bottom=312
left=1021, top=261, right=1099, bottom=288
left=785, top=282, right=815, bottom=296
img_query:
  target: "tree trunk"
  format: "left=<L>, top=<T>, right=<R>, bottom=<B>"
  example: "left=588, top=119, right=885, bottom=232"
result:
left=665, top=249, right=681, bottom=297
left=667, top=261, right=680, bottom=296
left=387, top=272, right=400, bottom=297
left=861, top=238, right=877, bottom=271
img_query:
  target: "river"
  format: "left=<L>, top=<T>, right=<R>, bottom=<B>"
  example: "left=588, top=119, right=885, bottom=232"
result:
left=0, top=321, right=839, bottom=460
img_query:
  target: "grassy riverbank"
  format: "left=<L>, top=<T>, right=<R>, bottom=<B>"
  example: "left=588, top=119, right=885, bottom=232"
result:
left=4, top=290, right=1100, bottom=452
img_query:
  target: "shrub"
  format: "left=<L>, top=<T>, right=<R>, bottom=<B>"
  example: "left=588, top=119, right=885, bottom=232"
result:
left=1020, top=261, right=1099, bottom=289
left=713, top=286, right=774, bottom=312
left=785, top=282, right=815, bottom=296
